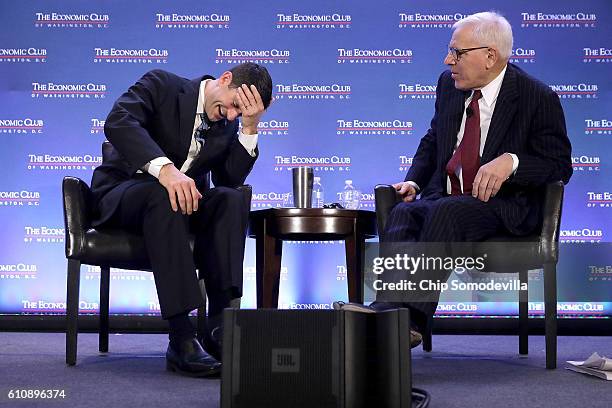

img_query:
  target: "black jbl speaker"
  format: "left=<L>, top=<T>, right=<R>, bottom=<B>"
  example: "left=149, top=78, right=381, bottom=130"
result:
left=221, top=309, right=412, bottom=408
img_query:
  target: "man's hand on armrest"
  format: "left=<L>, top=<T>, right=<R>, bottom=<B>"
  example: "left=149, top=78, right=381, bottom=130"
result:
left=158, top=163, right=202, bottom=215
left=392, top=181, right=418, bottom=203
left=472, top=153, right=515, bottom=202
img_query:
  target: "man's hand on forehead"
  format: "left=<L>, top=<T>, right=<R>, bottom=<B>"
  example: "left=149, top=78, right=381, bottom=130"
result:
left=237, top=84, right=266, bottom=134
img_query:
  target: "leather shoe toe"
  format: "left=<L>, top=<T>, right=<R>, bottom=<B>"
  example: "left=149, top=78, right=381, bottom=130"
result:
left=332, top=301, right=377, bottom=313
left=409, top=328, right=423, bottom=349
left=166, top=337, right=221, bottom=377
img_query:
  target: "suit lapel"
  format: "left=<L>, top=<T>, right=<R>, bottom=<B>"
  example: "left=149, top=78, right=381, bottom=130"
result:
left=481, top=64, right=519, bottom=163
left=177, top=79, right=200, bottom=163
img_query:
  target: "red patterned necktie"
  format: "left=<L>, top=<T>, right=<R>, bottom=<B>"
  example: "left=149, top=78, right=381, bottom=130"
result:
left=445, top=90, right=482, bottom=195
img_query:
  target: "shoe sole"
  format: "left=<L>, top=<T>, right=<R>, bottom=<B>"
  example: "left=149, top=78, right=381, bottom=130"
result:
left=166, top=360, right=221, bottom=378
left=410, top=330, right=423, bottom=349
left=332, top=302, right=376, bottom=314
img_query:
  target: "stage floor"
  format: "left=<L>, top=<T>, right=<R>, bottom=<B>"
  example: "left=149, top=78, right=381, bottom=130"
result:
left=1, top=332, right=610, bottom=408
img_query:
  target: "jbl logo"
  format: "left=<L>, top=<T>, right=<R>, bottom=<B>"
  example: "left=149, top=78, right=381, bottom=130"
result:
left=271, top=348, right=300, bottom=373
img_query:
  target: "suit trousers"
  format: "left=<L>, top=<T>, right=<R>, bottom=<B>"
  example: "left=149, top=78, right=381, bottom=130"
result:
left=380, top=195, right=504, bottom=326
left=104, top=178, right=249, bottom=319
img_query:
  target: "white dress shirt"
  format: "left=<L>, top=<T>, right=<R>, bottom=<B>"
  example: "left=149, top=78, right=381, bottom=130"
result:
left=142, top=79, right=258, bottom=178
left=409, top=65, right=518, bottom=194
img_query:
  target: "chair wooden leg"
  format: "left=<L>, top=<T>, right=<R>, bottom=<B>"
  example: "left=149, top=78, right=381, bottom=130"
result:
left=422, top=315, right=433, bottom=352
left=99, top=266, right=110, bottom=353
left=544, top=262, right=557, bottom=369
left=66, top=259, right=81, bottom=365
left=256, top=228, right=283, bottom=308
left=345, top=230, right=365, bottom=304
left=519, top=269, right=529, bottom=355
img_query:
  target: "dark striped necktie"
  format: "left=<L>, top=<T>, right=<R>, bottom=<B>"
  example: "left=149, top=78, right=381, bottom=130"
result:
left=194, top=112, right=211, bottom=143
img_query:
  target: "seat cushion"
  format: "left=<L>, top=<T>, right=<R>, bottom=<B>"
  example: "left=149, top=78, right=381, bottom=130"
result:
left=74, top=228, right=152, bottom=270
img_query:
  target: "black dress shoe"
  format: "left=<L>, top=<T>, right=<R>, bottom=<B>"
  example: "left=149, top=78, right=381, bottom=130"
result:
left=333, top=301, right=404, bottom=312
left=201, top=325, right=223, bottom=362
left=332, top=301, right=423, bottom=348
left=166, top=337, right=221, bottom=377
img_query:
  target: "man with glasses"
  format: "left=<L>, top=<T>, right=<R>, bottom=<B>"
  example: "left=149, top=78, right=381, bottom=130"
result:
left=334, top=12, right=572, bottom=344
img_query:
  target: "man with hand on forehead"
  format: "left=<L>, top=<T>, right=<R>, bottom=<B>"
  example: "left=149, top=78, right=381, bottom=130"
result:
left=90, top=62, right=273, bottom=377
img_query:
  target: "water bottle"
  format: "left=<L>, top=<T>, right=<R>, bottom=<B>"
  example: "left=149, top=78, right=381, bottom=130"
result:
left=341, top=180, right=361, bottom=210
left=312, top=176, right=324, bottom=208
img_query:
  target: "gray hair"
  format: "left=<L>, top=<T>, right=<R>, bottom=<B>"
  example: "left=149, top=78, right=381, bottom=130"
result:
left=453, top=11, right=513, bottom=61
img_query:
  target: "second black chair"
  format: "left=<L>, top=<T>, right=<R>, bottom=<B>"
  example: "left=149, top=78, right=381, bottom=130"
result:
left=374, top=181, right=565, bottom=369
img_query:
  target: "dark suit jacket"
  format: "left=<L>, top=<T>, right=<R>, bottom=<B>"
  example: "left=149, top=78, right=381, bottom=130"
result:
left=90, top=69, right=257, bottom=226
left=406, top=63, right=572, bottom=235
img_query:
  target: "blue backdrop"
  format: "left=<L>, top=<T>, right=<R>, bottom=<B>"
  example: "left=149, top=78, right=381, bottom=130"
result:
left=1, top=0, right=610, bottom=318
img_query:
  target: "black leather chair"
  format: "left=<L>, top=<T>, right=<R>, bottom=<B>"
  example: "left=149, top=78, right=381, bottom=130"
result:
left=62, top=144, right=252, bottom=366
left=374, top=181, right=565, bottom=369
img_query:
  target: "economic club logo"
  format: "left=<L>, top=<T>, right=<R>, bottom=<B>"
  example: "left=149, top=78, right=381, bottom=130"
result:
left=93, top=48, right=169, bottom=64
left=273, top=155, right=351, bottom=172
left=34, top=12, right=109, bottom=28
left=510, top=47, right=537, bottom=64
left=0, top=119, right=44, bottom=134
left=276, top=13, right=351, bottom=29
left=549, top=83, right=598, bottom=99
left=582, top=47, right=612, bottom=63
left=0, top=48, right=46, bottom=63
left=274, top=83, right=351, bottom=101
left=398, top=13, right=466, bottom=29
left=520, top=12, right=597, bottom=28
left=398, top=83, right=436, bottom=100
left=31, top=82, right=107, bottom=99
left=155, top=13, right=230, bottom=29
left=584, top=119, right=612, bottom=135
left=336, top=119, right=413, bottom=135
left=215, top=48, right=290, bottom=64
left=337, top=48, right=413, bottom=64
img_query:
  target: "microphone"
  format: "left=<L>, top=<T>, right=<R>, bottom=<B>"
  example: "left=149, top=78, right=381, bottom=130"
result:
left=466, top=106, right=473, bottom=118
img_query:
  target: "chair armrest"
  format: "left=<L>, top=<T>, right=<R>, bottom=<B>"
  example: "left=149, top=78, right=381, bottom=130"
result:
left=540, top=181, right=565, bottom=263
left=374, top=184, right=402, bottom=239
left=62, top=176, right=93, bottom=259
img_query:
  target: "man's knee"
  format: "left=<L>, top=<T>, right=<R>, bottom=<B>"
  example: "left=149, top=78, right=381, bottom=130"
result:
left=422, top=197, right=482, bottom=240
left=209, top=187, right=246, bottom=211
left=428, top=198, right=469, bottom=220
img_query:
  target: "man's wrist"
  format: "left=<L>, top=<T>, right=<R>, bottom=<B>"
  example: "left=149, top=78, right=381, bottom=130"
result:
left=505, top=152, right=519, bottom=174
left=144, top=157, right=173, bottom=179
left=158, top=162, right=175, bottom=178
left=406, top=180, right=420, bottom=192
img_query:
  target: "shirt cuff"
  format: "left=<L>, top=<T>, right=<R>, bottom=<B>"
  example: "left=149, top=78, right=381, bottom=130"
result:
left=143, top=156, right=173, bottom=179
left=238, top=130, right=258, bottom=157
left=406, top=181, right=420, bottom=192
left=507, top=153, right=519, bottom=174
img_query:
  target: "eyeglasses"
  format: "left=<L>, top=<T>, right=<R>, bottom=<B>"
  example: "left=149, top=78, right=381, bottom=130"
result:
left=447, top=46, right=489, bottom=61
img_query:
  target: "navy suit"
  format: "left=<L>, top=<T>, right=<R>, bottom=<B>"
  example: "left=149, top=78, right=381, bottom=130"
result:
left=383, top=63, right=572, bottom=322
left=91, top=69, right=257, bottom=318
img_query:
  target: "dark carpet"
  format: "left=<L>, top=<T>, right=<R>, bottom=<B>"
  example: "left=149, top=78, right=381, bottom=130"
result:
left=1, top=332, right=610, bottom=407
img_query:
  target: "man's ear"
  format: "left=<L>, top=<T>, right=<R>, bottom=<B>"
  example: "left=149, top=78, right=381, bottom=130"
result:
left=219, top=71, right=233, bottom=86
left=486, top=48, right=498, bottom=69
